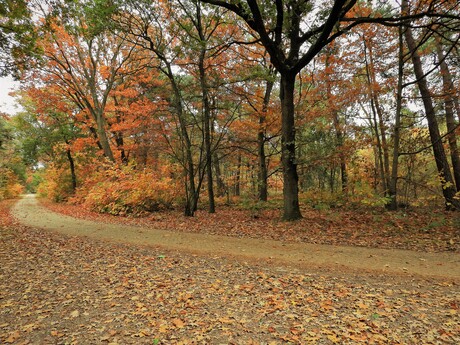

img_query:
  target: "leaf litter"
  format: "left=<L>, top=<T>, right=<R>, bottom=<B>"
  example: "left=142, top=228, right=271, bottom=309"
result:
left=1, top=199, right=459, bottom=344
left=43, top=200, right=460, bottom=253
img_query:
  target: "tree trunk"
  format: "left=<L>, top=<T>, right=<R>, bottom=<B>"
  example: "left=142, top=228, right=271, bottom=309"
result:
left=403, top=0, right=460, bottom=210
left=112, top=97, right=128, bottom=165
left=325, top=50, right=347, bottom=194
left=166, top=62, right=199, bottom=216
left=235, top=153, right=241, bottom=197
left=370, top=99, right=387, bottom=192
left=196, top=5, right=215, bottom=214
left=280, top=72, right=302, bottom=220
left=258, top=78, right=274, bottom=201
left=200, top=58, right=215, bottom=213
left=387, top=25, right=404, bottom=210
left=94, top=110, right=115, bottom=162
left=436, top=39, right=460, bottom=191
left=332, top=110, right=348, bottom=194
left=65, top=141, right=77, bottom=192
left=363, top=37, right=390, bottom=193
left=213, top=151, right=226, bottom=197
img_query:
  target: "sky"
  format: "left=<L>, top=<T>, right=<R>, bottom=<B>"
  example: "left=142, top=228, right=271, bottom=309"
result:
left=0, top=76, right=22, bottom=115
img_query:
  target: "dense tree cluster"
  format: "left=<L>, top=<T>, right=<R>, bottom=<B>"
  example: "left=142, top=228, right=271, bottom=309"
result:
left=2, top=0, right=460, bottom=217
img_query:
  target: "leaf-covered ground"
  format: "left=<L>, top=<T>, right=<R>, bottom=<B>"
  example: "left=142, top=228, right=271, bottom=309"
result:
left=44, top=200, right=460, bottom=253
left=1, top=199, right=459, bottom=344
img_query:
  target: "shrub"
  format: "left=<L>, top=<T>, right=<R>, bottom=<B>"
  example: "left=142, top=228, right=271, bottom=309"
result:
left=36, top=165, right=74, bottom=202
left=72, top=163, right=179, bottom=216
left=0, top=168, right=24, bottom=200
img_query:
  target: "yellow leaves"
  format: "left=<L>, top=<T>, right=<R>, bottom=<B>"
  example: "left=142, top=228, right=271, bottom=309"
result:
left=158, top=324, right=169, bottom=333
left=217, top=317, right=234, bottom=325
left=74, top=163, right=180, bottom=216
left=327, top=334, right=341, bottom=343
left=356, top=302, right=370, bottom=310
left=172, top=318, right=185, bottom=328
left=22, top=323, right=38, bottom=332
left=70, top=310, right=80, bottom=318
left=132, top=329, right=151, bottom=337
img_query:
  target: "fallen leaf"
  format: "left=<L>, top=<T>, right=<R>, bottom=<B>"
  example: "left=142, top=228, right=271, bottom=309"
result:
left=172, top=318, right=185, bottom=328
left=5, top=331, right=20, bottom=343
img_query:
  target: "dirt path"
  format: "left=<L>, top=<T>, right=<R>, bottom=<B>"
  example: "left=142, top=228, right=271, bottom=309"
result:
left=12, top=194, right=460, bottom=280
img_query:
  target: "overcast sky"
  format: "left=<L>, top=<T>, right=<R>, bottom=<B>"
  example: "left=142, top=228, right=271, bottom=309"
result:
left=0, top=76, right=22, bottom=115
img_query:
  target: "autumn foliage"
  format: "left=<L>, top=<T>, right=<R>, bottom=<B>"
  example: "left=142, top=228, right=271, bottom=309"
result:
left=70, top=163, right=179, bottom=216
left=0, top=168, right=23, bottom=200
left=1, top=0, right=458, bottom=216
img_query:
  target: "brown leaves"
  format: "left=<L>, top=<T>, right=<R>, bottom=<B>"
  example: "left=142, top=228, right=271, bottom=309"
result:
left=43, top=200, right=460, bottom=253
left=1, top=199, right=460, bottom=344
left=69, top=310, right=80, bottom=318
left=172, top=318, right=185, bottom=329
left=4, top=331, right=20, bottom=344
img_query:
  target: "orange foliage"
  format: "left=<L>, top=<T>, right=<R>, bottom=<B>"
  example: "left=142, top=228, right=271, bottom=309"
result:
left=36, top=164, right=75, bottom=202
left=0, top=168, right=23, bottom=200
left=71, top=163, right=180, bottom=216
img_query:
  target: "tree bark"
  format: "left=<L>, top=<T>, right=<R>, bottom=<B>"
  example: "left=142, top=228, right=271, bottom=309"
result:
left=65, top=142, right=77, bottom=192
left=94, top=111, right=115, bottom=162
left=280, top=72, right=301, bottom=220
left=112, top=96, right=128, bottom=165
left=213, top=151, right=226, bottom=197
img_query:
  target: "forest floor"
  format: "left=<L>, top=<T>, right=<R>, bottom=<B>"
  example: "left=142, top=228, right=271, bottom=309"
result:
left=1, top=195, right=460, bottom=344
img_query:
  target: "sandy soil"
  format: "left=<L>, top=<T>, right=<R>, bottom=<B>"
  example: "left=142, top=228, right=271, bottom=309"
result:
left=12, top=194, right=460, bottom=280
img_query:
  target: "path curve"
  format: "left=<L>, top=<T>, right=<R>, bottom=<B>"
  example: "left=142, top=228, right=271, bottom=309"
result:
left=12, top=194, right=460, bottom=280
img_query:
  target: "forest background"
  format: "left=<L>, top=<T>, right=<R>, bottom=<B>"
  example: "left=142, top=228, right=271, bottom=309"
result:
left=1, top=0, right=460, bottom=222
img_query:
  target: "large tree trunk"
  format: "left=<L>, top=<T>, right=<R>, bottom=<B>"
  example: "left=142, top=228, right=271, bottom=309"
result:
left=112, top=97, right=128, bottom=165
left=196, top=5, right=215, bottom=214
left=93, top=109, right=115, bottom=162
left=403, top=0, right=460, bottom=210
left=387, top=25, right=404, bottom=210
left=280, top=72, right=302, bottom=220
left=436, top=39, right=460, bottom=191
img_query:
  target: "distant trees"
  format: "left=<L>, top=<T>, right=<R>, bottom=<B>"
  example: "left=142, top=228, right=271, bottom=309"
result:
left=5, top=0, right=460, bottom=215
left=0, top=113, right=24, bottom=199
left=203, top=0, right=458, bottom=215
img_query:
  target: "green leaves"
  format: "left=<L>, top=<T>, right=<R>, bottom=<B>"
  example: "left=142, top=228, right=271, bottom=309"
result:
left=0, top=0, right=38, bottom=77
